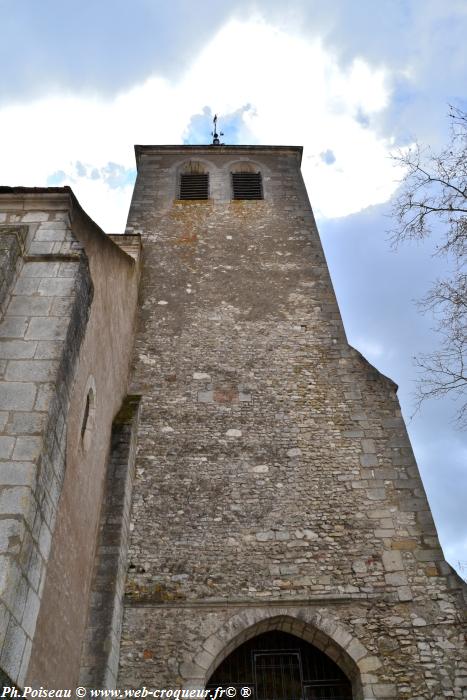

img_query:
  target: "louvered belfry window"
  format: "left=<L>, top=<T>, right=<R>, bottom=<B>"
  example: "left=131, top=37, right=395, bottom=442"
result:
left=232, top=171, right=263, bottom=200
left=179, top=172, right=209, bottom=200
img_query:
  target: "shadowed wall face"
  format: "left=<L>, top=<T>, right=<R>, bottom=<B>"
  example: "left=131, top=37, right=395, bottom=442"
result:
left=119, top=147, right=465, bottom=698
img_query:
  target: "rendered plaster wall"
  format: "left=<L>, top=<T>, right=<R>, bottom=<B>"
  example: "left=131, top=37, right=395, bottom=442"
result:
left=79, top=396, right=141, bottom=689
left=119, top=146, right=465, bottom=699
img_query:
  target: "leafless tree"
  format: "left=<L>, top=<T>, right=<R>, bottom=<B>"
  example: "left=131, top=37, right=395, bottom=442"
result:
left=391, top=107, right=467, bottom=428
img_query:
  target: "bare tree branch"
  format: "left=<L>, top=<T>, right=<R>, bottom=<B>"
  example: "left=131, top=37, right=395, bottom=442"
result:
left=390, top=107, right=467, bottom=428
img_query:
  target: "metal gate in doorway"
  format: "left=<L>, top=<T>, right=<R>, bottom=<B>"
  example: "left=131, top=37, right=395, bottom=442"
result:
left=206, top=631, right=353, bottom=700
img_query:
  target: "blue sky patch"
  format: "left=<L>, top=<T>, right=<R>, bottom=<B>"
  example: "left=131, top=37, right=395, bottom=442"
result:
left=183, top=104, right=256, bottom=145
left=47, top=170, right=67, bottom=186
left=320, top=149, right=336, bottom=165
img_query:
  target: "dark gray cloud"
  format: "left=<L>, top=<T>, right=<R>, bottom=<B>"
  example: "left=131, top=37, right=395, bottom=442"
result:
left=0, top=0, right=247, bottom=104
left=247, top=0, right=467, bottom=147
left=4, top=0, right=467, bottom=147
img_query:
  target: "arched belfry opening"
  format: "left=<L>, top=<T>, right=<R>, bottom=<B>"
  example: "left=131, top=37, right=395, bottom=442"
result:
left=178, top=160, right=210, bottom=199
left=206, top=631, right=353, bottom=700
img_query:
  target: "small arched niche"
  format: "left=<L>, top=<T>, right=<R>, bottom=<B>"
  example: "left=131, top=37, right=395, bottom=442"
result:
left=80, top=378, right=96, bottom=452
left=206, top=630, right=353, bottom=699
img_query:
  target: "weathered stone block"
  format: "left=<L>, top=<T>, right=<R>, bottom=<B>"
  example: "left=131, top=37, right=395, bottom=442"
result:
left=17, top=637, right=32, bottom=688
left=197, top=390, right=213, bottom=403
left=34, top=383, right=54, bottom=411
left=0, top=340, right=37, bottom=359
left=0, top=318, right=28, bottom=339
left=38, top=278, right=75, bottom=296
left=358, top=656, right=382, bottom=672
left=5, top=359, right=58, bottom=382
left=11, top=438, right=41, bottom=462
left=345, top=637, right=367, bottom=662
left=7, top=412, right=46, bottom=435
left=21, top=587, right=40, bottom=638
left=58, top=261, right=78, bottom=277
left=0, top=382, right=36, bottom=410
left=0, top=601, right=9, bottom=650
left=0, top=437, right=15, bottom=459
left=26, top=545, right=43, bottom=593
left=0, top=486, right=32, bottom=517
left=398, top=586, right=413, bottom=601
left=361, top=439, right=376, bottom=453
left=21, top=212, right=49, bottom=223
left=22, top=262, right=61, bottom=277
left=0, top=462, right=35, bottom=487
left=12, top=278, right=39, bottom=296
left=0, top=615, right=26, bottom=682
left=25, top=317, right=68, bottom=340
left=34, top=340, right=63, bottom=359
left=7, top=296, right=52, bottom=316
left=37, top=521, right=52, bottom=559
left=0, top=519, right=25, bottom=554
left=35, top=228, right=67, bottom=242
left=50, top=297, right=74, bottom=316
left=372, top=684, right=397, bottom=697
left=28, top=242, right=55, bottom=255
left=414, top=549, right=444, bottom=562
left=384, top=572, right=408, bottom=586
left=360, top=454, right=378, bottom=467
left=382, top=550, right=404, bottom=572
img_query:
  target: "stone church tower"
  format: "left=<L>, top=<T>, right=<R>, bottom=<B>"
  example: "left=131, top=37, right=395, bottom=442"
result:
left=117, top=145, right=466, bottom=698
left=0, top=144, right=465, bottom=698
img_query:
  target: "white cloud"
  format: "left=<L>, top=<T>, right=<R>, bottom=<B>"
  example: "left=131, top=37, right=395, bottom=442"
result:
left=0, top=16, right=404, bottom=229
left=352, top=337, right=387, bottom=360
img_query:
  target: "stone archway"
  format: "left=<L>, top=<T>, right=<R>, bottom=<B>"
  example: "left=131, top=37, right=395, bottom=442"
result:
left=179, top=609, right=379, bottom=700
left=206, top=629, right=353, bottom=699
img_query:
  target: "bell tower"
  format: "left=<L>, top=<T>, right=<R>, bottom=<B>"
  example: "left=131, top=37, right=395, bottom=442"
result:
left=117, top=143, right=465, bottom=699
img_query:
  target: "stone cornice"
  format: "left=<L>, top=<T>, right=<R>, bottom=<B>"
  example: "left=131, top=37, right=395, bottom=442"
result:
left=135, top=144, right=303, bottom=169
left=0, top=187, right=73, bottom=211
left=125, top=593, right=384, bottom=609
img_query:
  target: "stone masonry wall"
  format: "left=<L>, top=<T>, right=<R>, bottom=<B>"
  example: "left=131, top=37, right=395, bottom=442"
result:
left=119, top=147, right=465, bottom=699
left=0, top=225, right=28, bottom=314
left=0, top=200, right=88, bottom=685
left=0, top=189, right=140, bottom=689
left=25, top=200, right=140, bottom=688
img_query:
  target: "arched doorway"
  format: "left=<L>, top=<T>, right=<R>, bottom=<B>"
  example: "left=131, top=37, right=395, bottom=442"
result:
left=206, top=630, right=353, bottom=699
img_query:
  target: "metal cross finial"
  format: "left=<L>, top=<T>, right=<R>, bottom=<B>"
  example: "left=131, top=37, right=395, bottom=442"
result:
left=211, top=114, right=224, bottom=145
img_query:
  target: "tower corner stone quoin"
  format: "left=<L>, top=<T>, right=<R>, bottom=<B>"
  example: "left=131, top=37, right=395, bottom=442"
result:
left=0, top=145, right=465, bottom=698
